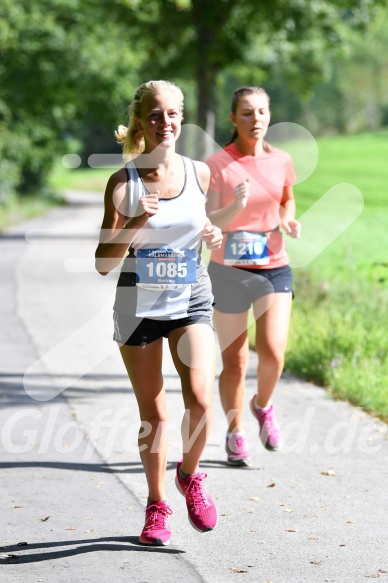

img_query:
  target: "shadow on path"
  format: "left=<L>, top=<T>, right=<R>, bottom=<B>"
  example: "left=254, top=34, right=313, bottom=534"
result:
left=0, top=460, right=181, bottom=474
left=0, top=372, right=184, bottom=407
left=0, top=535, right=184, bottom=564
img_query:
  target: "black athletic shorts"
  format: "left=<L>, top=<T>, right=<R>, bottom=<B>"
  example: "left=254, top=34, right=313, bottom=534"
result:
left=113, top=312, right=213, bottom=346
left=113, top=261, right=214, bottom=346
left=207, top=261, right=293, bottom=314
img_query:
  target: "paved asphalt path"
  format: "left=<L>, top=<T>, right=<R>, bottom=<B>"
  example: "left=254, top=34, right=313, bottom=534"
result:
left=1, top=192, right=387, bottom=583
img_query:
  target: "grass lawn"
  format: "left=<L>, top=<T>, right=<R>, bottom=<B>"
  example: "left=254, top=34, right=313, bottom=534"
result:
left=247, top=130, right=388, bottom=421
left=48, top=162, right=113, bottom=193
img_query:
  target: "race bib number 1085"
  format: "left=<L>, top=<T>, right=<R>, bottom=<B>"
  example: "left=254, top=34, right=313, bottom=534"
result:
left=136, top=248, right=196, bottom=289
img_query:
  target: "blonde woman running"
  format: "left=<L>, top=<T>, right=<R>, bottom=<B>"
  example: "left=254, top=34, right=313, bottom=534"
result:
left=95, top=80, right=221, bottom=545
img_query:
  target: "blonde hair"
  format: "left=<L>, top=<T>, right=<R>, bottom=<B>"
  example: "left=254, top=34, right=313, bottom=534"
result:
left=227, top=86, right=271, bottom=152
left=115, top=80, right=184, bottom=160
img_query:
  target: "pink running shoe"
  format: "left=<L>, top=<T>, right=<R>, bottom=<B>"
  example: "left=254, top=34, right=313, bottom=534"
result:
left=139, top=501, right=172, bottom=546
left=225, top=432, right=252, bottom=467
left=249, top=397, right=282, bottom=451
left=175, top=460, right=218, bottom=532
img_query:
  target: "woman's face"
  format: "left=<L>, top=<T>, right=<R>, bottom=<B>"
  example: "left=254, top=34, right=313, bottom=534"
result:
left=137, top=91, right=182, bottom=153
left=231, top=92, right=270, bottom=143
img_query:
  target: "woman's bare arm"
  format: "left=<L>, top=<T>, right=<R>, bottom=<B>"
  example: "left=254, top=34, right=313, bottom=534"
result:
left=95, top=168, right=158, bottom=275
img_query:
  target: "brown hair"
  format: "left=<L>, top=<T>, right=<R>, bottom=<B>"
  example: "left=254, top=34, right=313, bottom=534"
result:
left=115, top=80, right=184, bottom=160
left=226, top=86, right=271, bottom=152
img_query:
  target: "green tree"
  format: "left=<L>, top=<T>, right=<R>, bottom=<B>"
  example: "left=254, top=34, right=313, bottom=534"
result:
left=261, top=4, right=388, bottom=135
left=121, top=0, right=385, bottom=153
left=0, top=0, right=140, bottom=199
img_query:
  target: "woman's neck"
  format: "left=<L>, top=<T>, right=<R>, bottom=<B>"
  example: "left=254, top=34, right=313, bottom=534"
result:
left=137, top=147, right=177, bottom=173
left=234, top=137, right=264, bottom=156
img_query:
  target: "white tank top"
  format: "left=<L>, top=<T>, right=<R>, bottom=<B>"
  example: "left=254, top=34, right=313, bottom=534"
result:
left=117, top=155, right=207, bottom=319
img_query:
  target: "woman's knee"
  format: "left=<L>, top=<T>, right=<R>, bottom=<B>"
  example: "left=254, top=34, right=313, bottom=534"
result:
left=258, top=348, right=284, bottom=371
left=139, top=407, right=168, bottom=427
left=222, top=353, right=249, bottom=376
left=185, top=393, right=211, bottom=416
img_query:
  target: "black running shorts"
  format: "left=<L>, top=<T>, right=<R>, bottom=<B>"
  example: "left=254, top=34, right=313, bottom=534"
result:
left=207, top=261, right=293, bottom=314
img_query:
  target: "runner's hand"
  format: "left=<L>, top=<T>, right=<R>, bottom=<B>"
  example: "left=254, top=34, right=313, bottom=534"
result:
left=281, top=217, right=301, bottom=239
left=141, top=191, right=159, bottom=217
left=234, top=179, right=250, bottom=210
left=202, top=225, right=223, bottom=250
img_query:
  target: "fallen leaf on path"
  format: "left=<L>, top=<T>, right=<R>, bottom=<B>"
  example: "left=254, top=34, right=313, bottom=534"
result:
left=321, top=469, right=336, bottom=476
left=311, top=559, right=323, bottom=565
left=346, top=520, right=356, bottom=524
left=285, top=528, right=298, bottom=532
left=12, top=505, right=23, bottom=508
left=284, top=508, right=293, bottom=513
left=231, top=567, right=248, bottom=573
left=66, top=527, right=76, bottom=531
left=267, top=483, right=276, bottom=488
left=85, top=530, right=94, bottom=534
left=41, top=516, right=50, bottom=522
left=249, top=497, right=260, bottom=500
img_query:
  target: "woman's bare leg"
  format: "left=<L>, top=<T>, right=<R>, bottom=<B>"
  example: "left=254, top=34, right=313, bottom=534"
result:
left=253, top=293, right=293, bottom=407
left=213, top=309, right=250, bottom=433
left=119, top=339, right=167, bottom=501
left=168, top=323, right=216, bottom=474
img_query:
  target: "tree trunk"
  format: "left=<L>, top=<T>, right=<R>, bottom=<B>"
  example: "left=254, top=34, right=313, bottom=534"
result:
left=192, top=0, right=219, bottom=160
left=195, top=65, right=217, bottom=160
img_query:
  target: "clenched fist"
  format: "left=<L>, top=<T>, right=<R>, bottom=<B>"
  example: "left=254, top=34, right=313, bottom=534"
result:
left=234, top=179, right=250, bottom=211
left=202, top=224, right=223, bottom=250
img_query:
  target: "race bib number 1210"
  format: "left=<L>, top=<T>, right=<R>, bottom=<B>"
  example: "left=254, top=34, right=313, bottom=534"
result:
left=224, top=231, right=269, bottom=266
